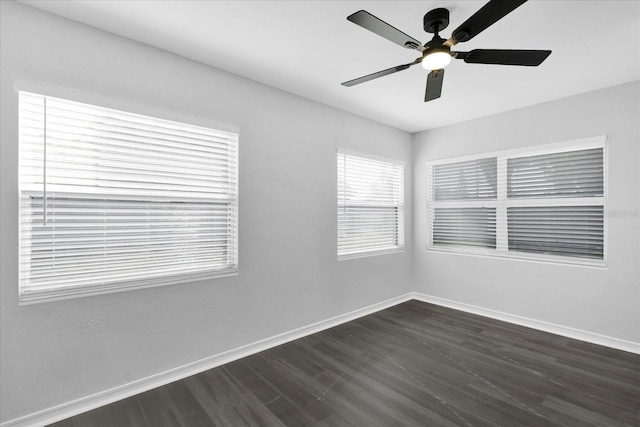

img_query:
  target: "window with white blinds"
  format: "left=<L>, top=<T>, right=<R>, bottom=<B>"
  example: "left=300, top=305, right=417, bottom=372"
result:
left=432, top=208, right=497, bottom=249
left=19, top=91, right=239, bottom=302
left=434, top=158, right=497, bottom=200
left=507, top=148, right=604, bottom=199
left=337, top=152, right=404, bottom=259
left=506, top=147, right=604, bottom=260
left=507, top=206, right=604, bottom=259
left=427, top=137, right=606, bottom=265
left=428, top=158, right=498, bottom=250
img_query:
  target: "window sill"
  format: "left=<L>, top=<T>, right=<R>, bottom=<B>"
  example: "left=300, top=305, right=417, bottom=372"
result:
left=19, top=269, right=239, bottom=305
left=338, top=247, right=404, bottom=261
left=425, top=247, right=607, bottom=269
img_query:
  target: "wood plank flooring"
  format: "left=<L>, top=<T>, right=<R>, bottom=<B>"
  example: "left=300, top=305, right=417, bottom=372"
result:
left=49, top=300, right=640, bottom=426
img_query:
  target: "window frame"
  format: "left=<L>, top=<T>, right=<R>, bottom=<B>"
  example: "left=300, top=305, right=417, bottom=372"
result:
left=337, top=149, right=405, bottom=260
left=426, top=136, right=607, bottom=267
left=17, top=86, right=239, bottom=303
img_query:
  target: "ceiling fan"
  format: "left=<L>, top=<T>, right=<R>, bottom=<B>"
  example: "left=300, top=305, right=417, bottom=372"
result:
left=341, top=0, right=551, bottom=102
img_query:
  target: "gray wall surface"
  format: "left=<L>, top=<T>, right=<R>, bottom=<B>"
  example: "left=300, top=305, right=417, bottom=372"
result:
left=413, top=80, right=640, bottom=344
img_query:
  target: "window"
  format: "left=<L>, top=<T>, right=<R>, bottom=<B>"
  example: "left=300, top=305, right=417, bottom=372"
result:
left=337, top=151, right=404, bottom=259
left=19, top=91, right=238, bottom=302
left=427, top=137, right=606, bottom=265
left=430, top=157, right=498, bottom=250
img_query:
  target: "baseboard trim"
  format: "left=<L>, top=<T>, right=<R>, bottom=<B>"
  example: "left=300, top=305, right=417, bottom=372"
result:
left=411, top=292, right=640, bottom=355
left=1, top=293, right=413, bottom=427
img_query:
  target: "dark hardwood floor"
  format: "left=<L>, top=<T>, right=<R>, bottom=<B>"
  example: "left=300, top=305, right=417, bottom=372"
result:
left=50, top=300, right=640, bottom=426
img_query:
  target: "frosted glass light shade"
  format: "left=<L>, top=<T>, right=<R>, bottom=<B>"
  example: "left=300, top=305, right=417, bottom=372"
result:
left=421, top=52, right=451, bottom=70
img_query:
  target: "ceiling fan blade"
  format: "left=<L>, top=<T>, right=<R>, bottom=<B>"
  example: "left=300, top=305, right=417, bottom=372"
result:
left=342, top=60, right=421, bottom=87
left=347, top=10, right=424, bottom=50
left=459, top=49, right=551, bottom=66
left=451, top=0, right=528, bottom=43
left=425, top=69, right=445, bottom=102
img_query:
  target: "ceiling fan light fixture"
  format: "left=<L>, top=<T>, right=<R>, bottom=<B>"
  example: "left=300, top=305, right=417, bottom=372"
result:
left=421, top=49, right=451, bottom=70
left=343, top=2, right=552, bottom=102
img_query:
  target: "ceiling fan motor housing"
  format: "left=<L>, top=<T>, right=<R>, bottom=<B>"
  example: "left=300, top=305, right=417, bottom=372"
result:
left=424, top=8, right=450, bottom=33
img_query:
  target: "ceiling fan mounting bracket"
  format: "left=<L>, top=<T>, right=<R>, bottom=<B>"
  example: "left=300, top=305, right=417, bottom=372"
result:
left=424, top=8, right=450, bottom=34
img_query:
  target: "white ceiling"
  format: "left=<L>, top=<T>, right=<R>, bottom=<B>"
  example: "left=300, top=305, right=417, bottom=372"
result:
left=19, top=0, right=640, bottom=133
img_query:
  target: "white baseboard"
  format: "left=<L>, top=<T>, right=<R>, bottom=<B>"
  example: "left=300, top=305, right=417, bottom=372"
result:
left=1, top=293, right=413, bottom=427
left=411, top=292, right=640, bottom=355
left=5, top=292, right=637, bottom=426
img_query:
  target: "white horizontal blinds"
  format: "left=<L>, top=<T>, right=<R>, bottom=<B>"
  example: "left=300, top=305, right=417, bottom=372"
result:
left=429, top=156, right=497, bottom=250
left=19, top=91, right=238, bottom=300
left=506, top=147, right=604, bottom=260
left=432, top=208, right=497, bottom=248
left=434, top=157, right=497, bottom=200
left=427, top=138, right=606, bottom=264
left=508, top=148, right=604, bottom=198
left=338, top=153, right=404, bottom=258
left=507, top=206, right=604, bottom=259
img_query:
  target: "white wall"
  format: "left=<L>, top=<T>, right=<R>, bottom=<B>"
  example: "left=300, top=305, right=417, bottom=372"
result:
left=0, top=2, right=413, bottom=423
left=413, top=80, right=640, bottom=344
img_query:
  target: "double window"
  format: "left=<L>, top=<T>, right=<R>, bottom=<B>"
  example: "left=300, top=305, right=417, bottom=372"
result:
left=427, top=138, right=606, bottom=265
left=19, top=91, right=238, bottom=302
left=337, top=152, right=404, bottom=259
